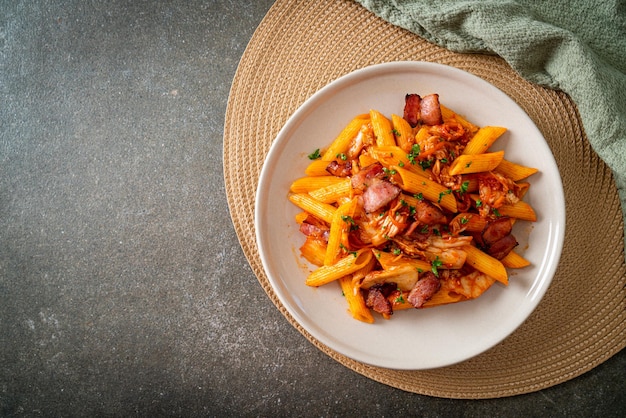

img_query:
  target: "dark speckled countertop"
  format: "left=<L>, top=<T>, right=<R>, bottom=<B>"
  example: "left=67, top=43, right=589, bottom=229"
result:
left=1, top=1, right=624, bottom=416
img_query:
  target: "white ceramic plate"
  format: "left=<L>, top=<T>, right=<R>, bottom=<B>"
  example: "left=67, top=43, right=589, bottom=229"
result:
left=255, top=62, right=565, bottom=370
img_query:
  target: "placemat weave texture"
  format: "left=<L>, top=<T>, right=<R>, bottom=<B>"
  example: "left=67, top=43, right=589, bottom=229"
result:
left=223, top=0, right=625, bottom=399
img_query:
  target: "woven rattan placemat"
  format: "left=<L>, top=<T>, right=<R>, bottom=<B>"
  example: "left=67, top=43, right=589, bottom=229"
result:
left=223, top=0, right=625, bottom=399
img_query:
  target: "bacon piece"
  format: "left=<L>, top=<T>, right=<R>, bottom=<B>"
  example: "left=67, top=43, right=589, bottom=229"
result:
left=407, top=272, right=440, bottom=308
left=420, top=94, right=444, bottom=126
left=482, top=217, right=513, bottom=245
left=414, top=199, right=447, bottom=225
left=487, top=233, right=518, bottom=260
left=403, top=94, right=422, bottom=127
left=325, top=160, right=352, bottom=177
left=299, top=215, right=330, bottom=241
left=351, top=162, right=384, bottom=190
left=362, top=178, right=401, bottom=213
left=365, top=284, right=394, bottom=316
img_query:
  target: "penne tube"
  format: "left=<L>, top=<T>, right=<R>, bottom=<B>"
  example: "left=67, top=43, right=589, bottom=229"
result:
left=288, top=193, right=336, bottom=224
left=391, top=114, right=414, bottom=152
left=463, top=245, right=508, bottom=285
left=440, top=104, right=479, bottom=135
left=449, top=212, right=487, bottom=233
left=308, top=178, right=352, bottom=203
left=395, top=166, right=458, bottom=212
left=422, top=286, right=468, bottom=307
left=370, top=109, right=396, bottom=147
left=448, top=150, right=505, bottom=176
left=290, top=175, right=346, bottom=193
left=495, top=159, right=538, bottom=181
left=294, top=211, right=309, bottom=224
left=305, top=159, right=332, bottom=176
left=324, top=198, right=358, bottom=266
left=321, top=115, right=369, bottom=161
left=339, top=275, right=375, bottom=323
left=462, top=126, right=507, bottom=155
left=414, top=125, right=431, bottom=144
left=369, top=146, right=430, bottom=177
left=501, top=250, right=531, bottom=268
left=306, top=249, right=373, bottom=287
left=358, top=152, right=378, bottom=168
left=496, top=200, right=537, bottom=221
left=299, top=236, right=327, bottom=267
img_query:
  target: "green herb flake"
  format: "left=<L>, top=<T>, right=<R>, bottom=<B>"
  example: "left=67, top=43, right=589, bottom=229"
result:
left=407, top=144, right=420, bottom=165
left=395, top=292, right=405, bottom=303
left=308, top=149, right=321, bottom=160
left=459, top=180, right=470, bottom=194
left=431, top=256, right=443, bottom=277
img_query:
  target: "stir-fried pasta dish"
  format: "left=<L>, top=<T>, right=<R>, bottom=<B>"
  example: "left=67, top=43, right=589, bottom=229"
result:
left=288, top=93, right=538, bottom=323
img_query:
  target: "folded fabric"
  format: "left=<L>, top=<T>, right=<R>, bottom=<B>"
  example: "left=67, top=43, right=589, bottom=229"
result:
left=355, top=0, right=626, bottom=248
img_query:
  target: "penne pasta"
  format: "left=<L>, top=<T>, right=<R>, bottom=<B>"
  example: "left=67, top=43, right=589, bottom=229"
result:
left=448, top=150, right=505, bottom=176
left=463, top=245, right=508, bottom=285
left=306, top=249, right=373, bottom=287
left=308, top=178, right=352, bottom=203
left=495, top=159, right=538, bottom=181
left=440, top=104, right=479, bottom=135
left=501, top=250, right=531, bottom=268
left=324, top=198, right=358, bottom=266
left=462, top=126, right=507, bottom=155
left=290, top=175, right=346, bottom=193
left=391, top=113, right=414, bottom=152
left=370, top=109, right=396, bottom=147
left=395, top=166, right=458, bottom=212
left=288, top=193, right=336, bottom=223
left=322, top=115, right=369, bottom=161
left=299, top=236, right=327, bottom=267
left=369, top=146, right=430, bottom=177
left=305, top=159, right=333, bottom=176
left=497, top=200, right=537, bottom=221
left=339, top=275, right=375, bottom=323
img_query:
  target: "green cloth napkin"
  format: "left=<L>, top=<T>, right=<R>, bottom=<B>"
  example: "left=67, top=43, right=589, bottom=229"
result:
left=355, top=0, right=626, bottom=248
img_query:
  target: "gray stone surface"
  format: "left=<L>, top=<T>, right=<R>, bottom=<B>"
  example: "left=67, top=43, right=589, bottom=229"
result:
left=1, top=1, right=624, bottom=416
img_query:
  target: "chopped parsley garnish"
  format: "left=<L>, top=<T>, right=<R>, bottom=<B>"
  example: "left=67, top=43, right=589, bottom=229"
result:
left=407, top=144, right=420, bottom=165
left=336, top=153, right=347, bottom=161
left=308, top=149, right=321, bottom=160
left=395, top=291, right=405, bottom=303
left=431, top=256, right=443, bottom=277
left=459, top=180, right=470, bottom=194
left=341, top=215, right=358, bottom=230
left=341, top=215, right=355, bottom=224
left=438, top=189, right=452, bottom=203
left=475, top=199, right=483, bottom=208
left=419, top=159, right=432, bottom=170
left=392, top=128, right=400, bottom=136
left=339, top=243, right=357, bottom=257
